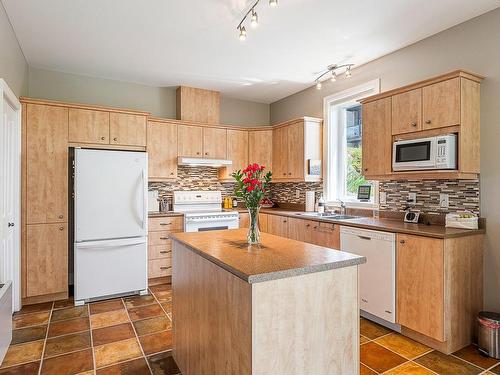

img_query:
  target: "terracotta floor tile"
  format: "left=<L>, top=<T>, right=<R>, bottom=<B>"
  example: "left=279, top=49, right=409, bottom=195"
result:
left=12, top=311, right=50, bottom=329
left=360, top=341, right=407, bottom=373
left=384, top=361, right=435, bottom=374
left=490, top=364, right=500, bottom=374
left=153, top=290, right=172, bottom=303
left=48, top=317, right=90, bottom=338
left=51, top=305, right=89, bottom=322
left=149, top=284, right=171, bottom=293
left=133, top=316, right=172, bottom=336
left=10, top=325, right=47, bottom=345
left=375, top=333, right=431, bottom=359
left=360, top=364, right=377, bottom=375
left=13, top=302, right=52, bottom=316
left=40, top=349, right=94, bottom=375
left=90, top=309, right=129, bottom=329
left=0, top=361, right=40, bottom=375
left=139, top=330, right=173, bottom=355
left=124, top=295, right=156, bottom=309
left=44, top=331, right=91, bottom=358
left=148, top=350, right=180, bottom=375
left=92, top=322, right=136, bottom=347
left=415, top=350, right=483, bottom=375
left=360, top=335, right=370, bottom=344
left=96, top=357, right=150, bottom=375
left=90, top=299, right=125, bottom=315
left=0, top=340, right=44, bottom=368
left=128, top=304, right=164, bottom=321
left=53, top=299, right=75, bottom=310
left=360, top=318, right=392, bottom=340
left=453, top=345, right=500, bottom=370
left=94, top=338, right=142, bottom=368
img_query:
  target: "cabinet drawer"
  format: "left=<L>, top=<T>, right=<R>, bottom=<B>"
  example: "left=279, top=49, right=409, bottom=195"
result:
left=148, top=216, right=183, bottom=231
left=148, top=231, right=174, bottom=246
left=148, top=258, right=172, bottom=278
left=148, top=244, right=172, bottom=260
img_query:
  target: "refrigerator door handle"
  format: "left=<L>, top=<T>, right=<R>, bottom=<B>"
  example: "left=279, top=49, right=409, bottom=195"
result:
left=76, top=237, right=147, bottom=249
left=141, top=169, right=147, bottom=231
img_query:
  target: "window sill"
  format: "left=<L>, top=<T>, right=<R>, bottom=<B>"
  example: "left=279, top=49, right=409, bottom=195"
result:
left=326, top=200, right=379, bottom=210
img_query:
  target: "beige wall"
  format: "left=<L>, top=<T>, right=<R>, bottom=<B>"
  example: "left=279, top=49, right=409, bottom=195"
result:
left=28, top=67, right=270, bottom=125
left=0, top=2, right=28, bottom=96
left=270, top=7, right=500, bottom=311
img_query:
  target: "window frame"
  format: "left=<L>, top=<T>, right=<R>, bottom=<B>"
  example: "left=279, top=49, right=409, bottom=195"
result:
left=322, top=79, right=381, bottom=208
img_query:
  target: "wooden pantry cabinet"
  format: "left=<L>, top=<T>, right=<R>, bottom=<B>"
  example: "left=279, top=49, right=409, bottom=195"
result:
left=147, top=120, right=178, bottom=180
left=360, top=70, right=483, bottom=180
left=272, top=117, right=322, bottom=182
left=248, top=129, right=273, bottom=170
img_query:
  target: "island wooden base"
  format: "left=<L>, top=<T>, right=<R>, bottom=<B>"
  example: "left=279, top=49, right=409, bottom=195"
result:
left=172, top=241, right=360, bottom=375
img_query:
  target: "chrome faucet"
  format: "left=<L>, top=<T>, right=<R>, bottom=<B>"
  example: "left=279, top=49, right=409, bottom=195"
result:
left=339, top=200, right=346, bottom=215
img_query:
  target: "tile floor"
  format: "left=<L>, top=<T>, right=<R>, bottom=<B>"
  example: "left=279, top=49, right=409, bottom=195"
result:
left=2, top=285, right=499, bottom=375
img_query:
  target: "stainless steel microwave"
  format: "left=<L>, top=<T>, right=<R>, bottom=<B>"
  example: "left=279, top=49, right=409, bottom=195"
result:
left=392, top=134, right=457, bottom=171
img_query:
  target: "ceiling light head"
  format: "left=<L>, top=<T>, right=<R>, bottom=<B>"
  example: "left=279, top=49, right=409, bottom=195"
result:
left=316, top=81, right=322, bottom=90
left=250, top=10, right=258, bottom=27
left=269, top=0, right=278, bottom=7
left=330, top=71, right=337, bottom=82
left=238, top=26, right=247, bottom=41
left=345, top=65, right=352, bottom=78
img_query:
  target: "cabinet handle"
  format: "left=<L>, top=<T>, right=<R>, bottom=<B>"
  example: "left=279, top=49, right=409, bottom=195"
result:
left=399, top=239, right=405, bottom=244
left=160, top=266, right=171, bottom=270
left=361, top=298, right=368, bottom=303
left=160, top=251, right=170, bottom=254
left=101, top=136, right=105, bottom=140
left=59, top=226, right=64, bottom=231
left=113, top=137, right=118, bottom=141
left=59, top=215, right=64, bottom=219
left=306, top=224, right=310, bottom=227
left=288, top=172, right=291, bottom=175
left=160, top=237, right=170, bottom=240
left=385, top=310, right=392, bottom=314
left=170, top=172, right=174, bottom=175
left=425, top=119, right=431, bottom=124
left=205, top=152, right=209, bottom=156
left=364, top=168, right=368, bottom=172
left=160, top=223, right=171, bottom=226
left=196, top=152, right=200, bottom=155
left=411, top=122, right=417, bottom=127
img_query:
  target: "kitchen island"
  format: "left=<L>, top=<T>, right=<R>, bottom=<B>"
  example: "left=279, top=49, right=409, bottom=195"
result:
left=170, top=229, right=365, bottom=375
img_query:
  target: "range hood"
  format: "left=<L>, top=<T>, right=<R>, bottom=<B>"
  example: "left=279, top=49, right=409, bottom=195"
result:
left=177, top=156, right=232, bottom=168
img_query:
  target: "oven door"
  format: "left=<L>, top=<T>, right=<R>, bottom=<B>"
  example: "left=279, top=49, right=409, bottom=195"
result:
left=393, top=138, right=436, bottom=171
left=184, top=216, right=239, bottom=232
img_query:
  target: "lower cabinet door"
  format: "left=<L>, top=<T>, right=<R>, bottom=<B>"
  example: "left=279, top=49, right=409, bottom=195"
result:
left=267, top=215, right=288, bottom=237
left=26, top=223, right=68, bottom=297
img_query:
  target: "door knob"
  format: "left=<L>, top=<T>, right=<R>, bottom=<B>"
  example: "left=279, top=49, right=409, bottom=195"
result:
left=113, top=137, right=118, bottom=141
left=8, top=222, right=14, bottom=227
left=399, top=239, right=405, bottom=244
left=59, top=226, right=64, bottom=231
left=425, top=120, right=431, bottom=124
left=411, top=122, right=417, bottom=127
left=59, top=215, right=64, bottom=219
left=101, top=137, right=105, bottom=140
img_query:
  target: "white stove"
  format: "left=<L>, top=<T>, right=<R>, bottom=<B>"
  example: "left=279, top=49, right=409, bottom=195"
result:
left=173, top=191, right=239, bottom=232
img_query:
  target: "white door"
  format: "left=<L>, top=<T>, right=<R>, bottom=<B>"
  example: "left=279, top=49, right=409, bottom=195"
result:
left=75, top=149, right=148, bottom=242
left=0, top=81, right=21, bottom=312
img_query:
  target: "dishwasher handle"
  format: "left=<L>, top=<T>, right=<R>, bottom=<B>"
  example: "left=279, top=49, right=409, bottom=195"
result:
left=358, top=235, right=372, bottom=241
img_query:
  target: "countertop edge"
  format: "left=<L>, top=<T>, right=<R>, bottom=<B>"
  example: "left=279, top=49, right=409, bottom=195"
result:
left=170, top=234, right=366, bottom=284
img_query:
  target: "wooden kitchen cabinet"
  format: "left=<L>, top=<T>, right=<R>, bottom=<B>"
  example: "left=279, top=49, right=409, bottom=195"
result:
left=26, top=104, right=68, bottom=224
left=288, top=217, right=314, bottom=243
left=26, top=223, right=68, bottom=297
left=203, top=127, right=227, bottom=158
left=392, top=88, right=422, bottom=135
left=239, top=212, right=249, bottom=228
left=362, top=97, right=392, bottom=178
left=69, top=108, right=110, bottom=144
left=259, top=213, right=268, bottom=233
left=287, top=121, right=305, bottom=179
left=178, top=124, right=203, bottom=157
left=272, top=126, right=288, bottom=179
left=147, top=120, right=178, bottom=180
left=312, top=222, right=340, bottom=249
left=422, top=77, right=460, bottom=130
left=219, top=129, right=248, bottom=180
left=110, top=112, right=147, bottom=146
left=248, top=130, right=272, bottom=170
left=267, top=214, right=288, bottom=237
left=397, top=234, right=445, bottom=341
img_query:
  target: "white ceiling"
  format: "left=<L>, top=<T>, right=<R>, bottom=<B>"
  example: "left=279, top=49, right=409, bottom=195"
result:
left=3, top=0, right=499, bottom=103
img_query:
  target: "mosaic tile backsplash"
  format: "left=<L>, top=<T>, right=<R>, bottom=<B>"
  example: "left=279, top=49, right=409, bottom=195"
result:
left=379, top=179, right=480, bottom=215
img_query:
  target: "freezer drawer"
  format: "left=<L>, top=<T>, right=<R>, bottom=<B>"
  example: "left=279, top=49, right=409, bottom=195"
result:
left=340, top=227, right=396, bottom=323
left=74, top=237, right=147, bottom=303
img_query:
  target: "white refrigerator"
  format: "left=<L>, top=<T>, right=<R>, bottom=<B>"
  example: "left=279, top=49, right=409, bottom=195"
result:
left=74, top=149, right=148, bottom=305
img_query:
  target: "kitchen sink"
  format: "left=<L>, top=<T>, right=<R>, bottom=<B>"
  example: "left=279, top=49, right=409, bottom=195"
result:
left=295, top=212, right=360, bottom=220
left=326, top=215, right=360, bottom=220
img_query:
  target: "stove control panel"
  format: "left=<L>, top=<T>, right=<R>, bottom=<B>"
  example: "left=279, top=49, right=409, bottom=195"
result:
left=173, top=190, right=222, bottom=204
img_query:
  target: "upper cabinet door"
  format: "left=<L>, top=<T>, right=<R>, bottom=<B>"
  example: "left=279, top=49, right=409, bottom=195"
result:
left=287, top=121, right=305, bottom=179
left=248, top=130, right=272, bottom=172
left=219, top=129, right=248, bottom=180
left=178, top=125, right=203, bottom=157
left=362, top=98, right=392, bottom=177
left=203, top=127, right=227, bottom=158
left=272, top=126, right=288, bottom=179
left=110, top=113, right=147, bottom=146
left=392, top=89, right=422, bottom=135
left=26, top=104, right=68, bottom=224
left=147, top=121, right=178, bottom=180
left=422, top=77, right=460, bottom=130
left=69, top=108, right=109, bottom=144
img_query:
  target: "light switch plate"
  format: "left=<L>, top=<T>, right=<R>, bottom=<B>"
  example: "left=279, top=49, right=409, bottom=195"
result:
left=440, top=193, right=449, bottom=208
left=408, top=193, right=417, bottom=204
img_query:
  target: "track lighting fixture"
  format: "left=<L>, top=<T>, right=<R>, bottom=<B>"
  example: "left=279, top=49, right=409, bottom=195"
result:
left=313, top=63, right=354, bottom=89
left=237, top=0, right=278, bottom=40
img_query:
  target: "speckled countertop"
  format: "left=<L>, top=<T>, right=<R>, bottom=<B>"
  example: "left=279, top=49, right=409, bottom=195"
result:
left=148, top=211, right=183, bottom=217
left=170, top=229, right=366, bottom=283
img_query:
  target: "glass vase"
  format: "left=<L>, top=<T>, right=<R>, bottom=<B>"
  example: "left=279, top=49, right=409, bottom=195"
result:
left=247, top=206, right=261, bottom=245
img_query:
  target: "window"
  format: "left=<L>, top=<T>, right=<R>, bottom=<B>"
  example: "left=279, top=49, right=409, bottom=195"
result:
left=323, top=79, right=380, bottom=206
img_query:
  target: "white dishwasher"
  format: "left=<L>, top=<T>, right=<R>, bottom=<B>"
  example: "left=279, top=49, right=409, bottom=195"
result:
left=340, top=227, right=396, bottom=323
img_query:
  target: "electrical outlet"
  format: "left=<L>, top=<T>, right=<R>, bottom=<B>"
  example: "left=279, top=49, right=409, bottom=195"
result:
left=440, top=193, right=449, bottom=208
left=408, top=193, right=417, bottom=204
left=380, top=192, right=387, bottom=204
left=295, top=190, right=300, bottom=199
